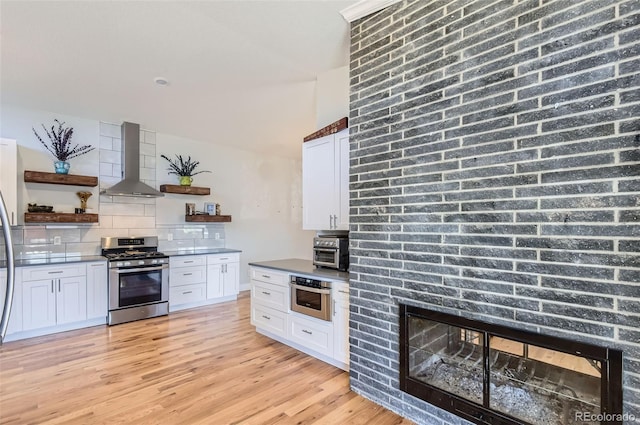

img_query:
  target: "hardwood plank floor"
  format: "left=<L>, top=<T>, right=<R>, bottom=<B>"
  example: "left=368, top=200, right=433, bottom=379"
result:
left=0, top=293, right=413, bottom=425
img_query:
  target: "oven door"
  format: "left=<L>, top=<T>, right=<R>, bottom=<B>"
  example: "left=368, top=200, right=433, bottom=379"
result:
left=313, top=247, right=339, bottom=269
left=290, top=283, right=332, bottom=321
left=109, top=264, right=169, bottom=310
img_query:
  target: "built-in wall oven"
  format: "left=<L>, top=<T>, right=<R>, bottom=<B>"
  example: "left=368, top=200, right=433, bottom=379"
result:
left=102, top=237, right=169, bottom=325
left=290, top=275, right=332, bottom=321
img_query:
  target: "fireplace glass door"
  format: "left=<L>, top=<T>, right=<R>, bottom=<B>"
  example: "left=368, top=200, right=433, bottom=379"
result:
left=401, top=304, right=622, bottom=425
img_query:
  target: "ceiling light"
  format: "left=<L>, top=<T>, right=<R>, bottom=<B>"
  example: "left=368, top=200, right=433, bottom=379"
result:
left=154, top=77, right=169, bottom=86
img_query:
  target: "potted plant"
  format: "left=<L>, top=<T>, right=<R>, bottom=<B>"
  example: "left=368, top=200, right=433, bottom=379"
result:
left=32, top=119, right=95, bottom=174
left=160, top=154, right=211, bottom=186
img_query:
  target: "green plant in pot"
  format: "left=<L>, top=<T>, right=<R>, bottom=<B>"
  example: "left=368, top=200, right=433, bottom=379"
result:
left=161, top=154, right=211, bottom=186
left=32, top=119, right=95, bottom=174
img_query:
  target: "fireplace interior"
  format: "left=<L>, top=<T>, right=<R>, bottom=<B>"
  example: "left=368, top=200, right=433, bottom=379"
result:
left=400, top=304, right=623, bottom=425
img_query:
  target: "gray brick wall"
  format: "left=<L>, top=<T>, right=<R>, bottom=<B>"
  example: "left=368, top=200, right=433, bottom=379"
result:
left=348, top=1, right=640, bottom=423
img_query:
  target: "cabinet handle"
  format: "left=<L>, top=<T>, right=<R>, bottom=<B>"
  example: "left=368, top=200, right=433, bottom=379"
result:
left=183, top=291, right=192, bottom=294
left=220, top=257, right=228, bottom=260
left=11, top=212, right=14, bottom=225
left=223, top=264, right=227, bottom=273
left=262, top=315, right=271, bottom=320
left=184, top=260, right=194, bottom=264
left=262, top=274, right=270, bottom=279
left=48, top=271, right=64, bottom=274
left=333, top=214, right=338, bottom=229
left=51, top=280, right=54, bottom=293
left=58, top=279, right=61, bottom=292
left=329, top=215, right=334, bottom=229
left=261, top=291, right=271, bottom=296
left=302, top=329, right=313, bottom=335
left=183, top=273, right=192, bottom=276
left=334, top=299, right=336, bottom=316
left=338, top=290, right=349, bottom=294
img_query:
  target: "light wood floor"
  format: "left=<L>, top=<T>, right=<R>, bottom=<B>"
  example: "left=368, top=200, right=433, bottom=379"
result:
left=0, top=292, right=413, bottom=425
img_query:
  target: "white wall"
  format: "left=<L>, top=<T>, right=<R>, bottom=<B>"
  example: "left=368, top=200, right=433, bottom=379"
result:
left=315, top=66, right=349, bottom=129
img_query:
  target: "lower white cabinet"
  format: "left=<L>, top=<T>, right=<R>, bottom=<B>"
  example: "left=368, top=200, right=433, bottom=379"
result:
left=169, top=253, right=241, bottom=312
left=86, top=261, right=107, bottom=320
left=0, top=268, right=22, bottom=335
left=289, top=313, right=333, bottom=357
left=21, top=264, right=87, bottom=331
left=250, top=266, right=349, bottom=371
left=332, top=281, right=350, bottom=366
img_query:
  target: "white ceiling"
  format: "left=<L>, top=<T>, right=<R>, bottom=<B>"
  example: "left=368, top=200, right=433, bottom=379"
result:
left=0, top=0, right=357, bottom=158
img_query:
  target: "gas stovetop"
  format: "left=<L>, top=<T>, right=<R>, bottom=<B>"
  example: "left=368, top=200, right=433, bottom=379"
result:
left=101, top=236, right=168, bottom=267
left=104, top=251, right=167, bottom=261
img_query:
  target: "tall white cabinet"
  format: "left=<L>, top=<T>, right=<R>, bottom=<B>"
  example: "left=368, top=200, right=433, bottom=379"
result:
left=0, top=138, right=18, bottom=225
left=302, top=129, right=349, bottom=231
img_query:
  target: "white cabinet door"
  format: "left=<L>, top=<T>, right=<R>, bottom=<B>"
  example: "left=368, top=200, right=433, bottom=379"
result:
left=333, top=282, right=350, bottom=367
left=206, top=264, right=223, bottom=299
left=0, top=138, right=18, bottom=225
left=0, top=268, right=22, bottom=334
left=302, top=130, right=349, bottom=231
left=86, top=261, right=107, bottom=320
left=56, top=276, right=87, bottom=325
left=335, top=130, right=350, bottom=231
left=302, top=134, right=335, bottom=230
left=289, top=314, right=333, bottom=357
left=222, top=262, right=239, bottom=297
left=22, top=279, right=57, bottom=330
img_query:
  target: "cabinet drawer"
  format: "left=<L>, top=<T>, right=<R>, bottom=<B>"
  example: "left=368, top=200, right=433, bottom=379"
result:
left=22, top=263, right=86, bottom=281
left=332, top=281, right=349, bottom=301
left=170, top=283, right=206, bottom=305
left=170, top=255, right=206, bottom=268
left=250, top=267, right=288, bottom=286
left=251, top=281, right=288, bottom=312
left=251, top=304, right=287, bottom=338
left=170, top=266, right=206, bottom=287
left=289, top=314, right=333, bottom=355
left=207, top=253, right=240, bottom=265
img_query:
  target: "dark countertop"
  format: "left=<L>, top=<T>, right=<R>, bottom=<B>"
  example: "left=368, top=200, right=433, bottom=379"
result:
left=163, top=248, right=242, bottom=257
left=0, top=255, right=107, bottom=269
left=249, top=258, right=349, bottom=282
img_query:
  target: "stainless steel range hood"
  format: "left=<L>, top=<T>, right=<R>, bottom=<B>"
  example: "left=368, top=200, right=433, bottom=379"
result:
left=101, top=122, right=164, bottom=198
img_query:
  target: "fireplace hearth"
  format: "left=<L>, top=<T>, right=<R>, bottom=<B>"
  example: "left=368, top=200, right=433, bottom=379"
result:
left=399, top=304, right=623, bottom=425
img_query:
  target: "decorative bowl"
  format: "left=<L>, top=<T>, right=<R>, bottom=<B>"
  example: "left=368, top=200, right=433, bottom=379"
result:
left=27, top=204, right=54, bottom=213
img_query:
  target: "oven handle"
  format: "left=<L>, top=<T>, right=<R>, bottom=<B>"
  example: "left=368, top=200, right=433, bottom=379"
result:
left=314, top=248, right=338, bottom=253
left=290, top=283, right=331, bottom=295
left=114, top=265, right=167, bottom=274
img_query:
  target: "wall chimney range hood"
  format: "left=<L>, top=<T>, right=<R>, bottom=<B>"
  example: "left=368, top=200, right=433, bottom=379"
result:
left=101, top=122, right=164, bottom=198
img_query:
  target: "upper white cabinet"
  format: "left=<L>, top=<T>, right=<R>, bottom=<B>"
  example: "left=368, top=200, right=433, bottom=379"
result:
left=0, top=138, right=18, bottom=225
left=302, top=129, right=349, bottom=231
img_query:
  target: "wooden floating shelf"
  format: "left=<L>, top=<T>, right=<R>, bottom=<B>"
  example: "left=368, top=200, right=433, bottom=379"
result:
left=160, top=185, right=210, bottom=195
left=24, top=170, right=98, bottom=187
left=24, top=213, right=99, bottom=224
left=185, top=215, right=232, bottom=223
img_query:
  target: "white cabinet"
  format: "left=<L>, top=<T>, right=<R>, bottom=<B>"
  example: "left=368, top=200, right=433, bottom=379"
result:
left=86, top=261, right=107, bottom=320
left=250, top=267, right=290, bottom=339
left=21, top=264, right=87, bottom=331
left=302, top=129, right=349, bottom=231
left=207, top=253, right=240, bottom=299
left=289, top=313, right=333, bottom=357
left=169, top=255, right=207, bottom=310
left=0, top=268, right=22, bottom=335
left=249, top=266, right=349, bottom=371
left=0, top=138, right=18, bottom=225
left=332, top=281, right=350, bottom=368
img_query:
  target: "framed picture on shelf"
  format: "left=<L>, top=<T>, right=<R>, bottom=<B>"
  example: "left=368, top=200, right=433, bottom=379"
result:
left=204, top=202, right=217, bottom=215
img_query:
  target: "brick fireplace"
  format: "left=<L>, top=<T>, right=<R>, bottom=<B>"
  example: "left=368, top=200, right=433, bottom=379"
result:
left=347, top=1, right=640, bottom=424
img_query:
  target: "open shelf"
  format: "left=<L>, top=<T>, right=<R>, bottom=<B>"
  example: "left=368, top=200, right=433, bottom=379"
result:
left=24, top=213, right=99, bottom=224
left=185, top=215, right=232, bottom=223
left=24, top=170, right=98, bottom=187
left=160, top=184, right=210, bottom=195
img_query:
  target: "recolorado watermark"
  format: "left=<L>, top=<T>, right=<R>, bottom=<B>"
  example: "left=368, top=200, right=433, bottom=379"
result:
left=575, top=412, right=637, bottom=423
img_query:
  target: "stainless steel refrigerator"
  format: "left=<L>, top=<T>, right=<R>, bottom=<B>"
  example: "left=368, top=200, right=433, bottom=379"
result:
left=0, top=190, right=16, bottom=344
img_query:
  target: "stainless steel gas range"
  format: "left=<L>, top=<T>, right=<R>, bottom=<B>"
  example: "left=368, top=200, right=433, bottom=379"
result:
left=101, top=236, right=169, bottom=325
